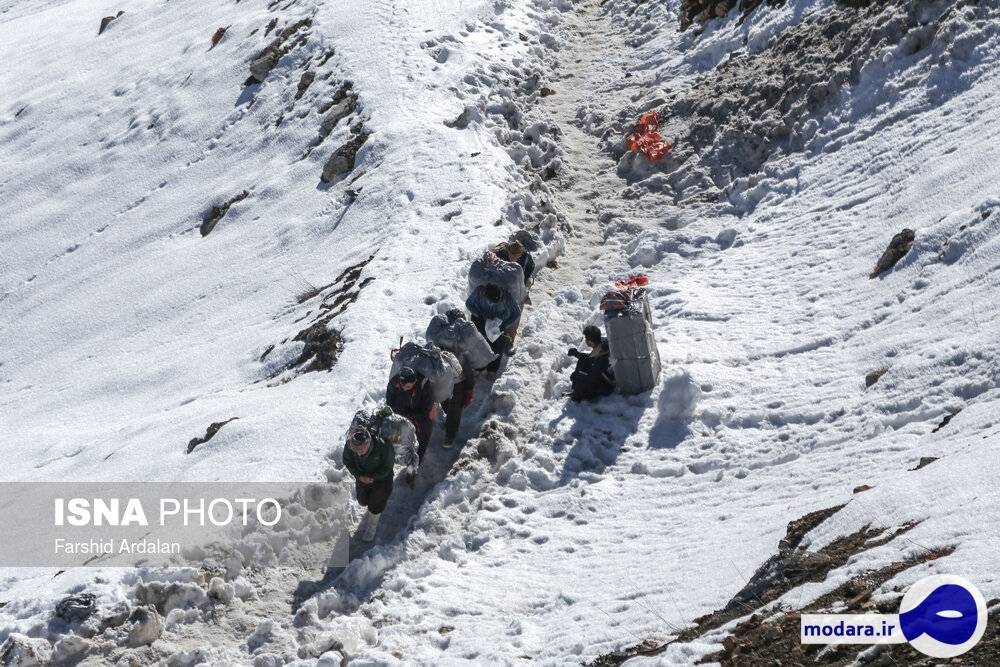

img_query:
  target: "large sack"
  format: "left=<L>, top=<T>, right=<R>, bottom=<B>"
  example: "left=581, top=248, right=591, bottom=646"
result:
left=390, top=342, right=455, bottom=403
left=603, top=284, right=661, bottom=395
left=468, top=251, right=526, bottom=305
left=426, top=315, right=497, bottom=375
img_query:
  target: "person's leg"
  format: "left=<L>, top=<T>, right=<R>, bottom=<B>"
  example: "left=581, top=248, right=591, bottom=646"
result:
left=413, top=413, right=433, bottom=462
left=355, top=479, right=371, bottom=509
left=471, top=315, right=487, bottom=337
left=367, top=476, right=394, bottom=515
left=486, top=336, right=505, bottom=372
left=506, top=316, right=522, bottom=345
left=445, top=379, right=467, bottom=441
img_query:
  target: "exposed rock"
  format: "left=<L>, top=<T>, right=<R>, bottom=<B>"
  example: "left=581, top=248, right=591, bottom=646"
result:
left=853, top=484, right=873, bottom=494
left=295, top=70, right=316, bottom=99
left=51, top=635, right=92, bottom=664
left=444, top=107, right=474, bottom=129
left=910, top=456, right=938, bottom=471
left=624, top=1, right=983, bottom=206
left=98, top=11, right=124, bottom=36
left=0, top=634, right=52, bottom=667
left=293, top=323, right=342, bottom=371
left=99, top=600, right=132, bottom=630
left=321, top=131, right=369, bottom=182
left=54, top=592, right=97, bottom=623
left=587, top=639, right=666, bottom=666
left=125, top=606, right=163, bottom=647
left=187, top=417, right=239, bottom=454
left=931, top=408, right=961, bottom=433
left=201, top=190, right=250, bottom=237
left=210, top=26, right=228, bottom=49
left=870, top=228, right=915, bottom=278
left=319, top=93, right=356, bottom=137
left=247, top=18, right=312, bottom=84
left=865, top=367, right=887, bottom=388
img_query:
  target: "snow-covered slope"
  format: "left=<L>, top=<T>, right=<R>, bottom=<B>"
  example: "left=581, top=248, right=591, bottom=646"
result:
left=1, top=0, right=999, bottom=664
left=0, top=0, right=527, bottom=484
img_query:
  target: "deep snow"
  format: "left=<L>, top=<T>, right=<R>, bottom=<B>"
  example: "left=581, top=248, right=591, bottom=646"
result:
left=2, top=0, right=999, bottom=664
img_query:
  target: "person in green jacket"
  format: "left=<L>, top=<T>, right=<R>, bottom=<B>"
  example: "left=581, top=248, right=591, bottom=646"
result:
left=343, top=407, right=417, bottom=541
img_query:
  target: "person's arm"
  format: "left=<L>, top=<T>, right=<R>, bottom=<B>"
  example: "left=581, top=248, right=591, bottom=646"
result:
left=342, top=447, right=360, bottom=477
left=385, top=381, right=401, bottom=411
left=417, top=380, right=436, bottom=414
left=374, top=441, right=396, bottom=480
left=502, top=300, right=522, bottom=331
left=523, top=255, right=535, bottom=284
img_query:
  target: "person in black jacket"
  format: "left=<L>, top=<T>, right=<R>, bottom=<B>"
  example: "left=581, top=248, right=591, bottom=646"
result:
left=567, top=325, right=615, bottom=401
left=386, top=366, right=436, bottom=462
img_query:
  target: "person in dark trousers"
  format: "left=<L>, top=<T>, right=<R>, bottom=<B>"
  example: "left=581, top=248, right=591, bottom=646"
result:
left=386, top=366, right=436, bottom=462
left=568, top=325, right=615, bottom=401
left=495, top=240, right=535, bottom=287
left=466, top=284, right=522, bottom=374
left=343, top=419, right=395, bottom=541
left=440, top=309, right=479, bottom=447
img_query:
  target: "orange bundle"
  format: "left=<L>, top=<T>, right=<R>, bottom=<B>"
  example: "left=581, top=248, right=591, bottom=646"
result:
left=626, top=111, right=673, bottom=161
left=614, top=274, right=649, bottom=290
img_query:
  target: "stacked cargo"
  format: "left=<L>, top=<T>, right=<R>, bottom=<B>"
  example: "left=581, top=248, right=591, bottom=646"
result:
left=600, top=275, right=661, bottom=395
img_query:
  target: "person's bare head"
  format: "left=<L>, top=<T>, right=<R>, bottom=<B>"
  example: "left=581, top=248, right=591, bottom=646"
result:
left=397, top=366, right=418, bottom=391
left=348, top=427, right=372, bottom=456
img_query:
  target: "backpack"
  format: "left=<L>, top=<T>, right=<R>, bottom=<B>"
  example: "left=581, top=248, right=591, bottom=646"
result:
left=468, top=251, right=527, bottom=305
left=426, top=315, right=497, bottom=374
left=390, top=342, right=456, bottom=403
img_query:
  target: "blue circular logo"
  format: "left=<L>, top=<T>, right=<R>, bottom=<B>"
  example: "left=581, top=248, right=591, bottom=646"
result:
left=899, top=575, right=987, bottom=658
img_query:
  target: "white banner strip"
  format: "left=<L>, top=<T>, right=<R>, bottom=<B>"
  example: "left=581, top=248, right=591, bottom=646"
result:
left=800, top=614, right=908, bottom=644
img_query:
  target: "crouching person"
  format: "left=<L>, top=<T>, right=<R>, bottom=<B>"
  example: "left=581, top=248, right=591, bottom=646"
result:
left=343, top=407, right=419, bottom=542
left=567, top=325, right=615, bottom=402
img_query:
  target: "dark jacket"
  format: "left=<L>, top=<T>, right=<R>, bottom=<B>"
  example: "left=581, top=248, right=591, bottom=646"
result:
left=386, top=374, right=435, bottom=418
left=465, top=289, right=521, bottom=332
left=570, top=341, right=615, bottom=401
left=342, top=436, right=395, bottom=480
left=495, top=247, right=535, bottom=286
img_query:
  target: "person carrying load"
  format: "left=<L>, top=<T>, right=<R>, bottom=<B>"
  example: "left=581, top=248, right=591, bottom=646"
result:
left=426, top=308, right=497, bottom=446
left=466, top=251, right=524, bottom=373
left=343, top=406, right=418, bottom=541
left=385, top=366, right=436, bottom=465
left=494, top=239, right=535, bottom=288
left=567, top=325, right=615, bottom=402
left=386, top=342, right=462, bottom=464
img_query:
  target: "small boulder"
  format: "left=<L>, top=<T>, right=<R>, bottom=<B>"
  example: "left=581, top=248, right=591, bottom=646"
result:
left=98, top=11, right=124, bottom=36
left=853, top=484, right=873, bottom=494
left=320, top=131, right=369, bottom=182
left=210, top=26, right=228, bottom=49
left=0, top=634, right=52, bottom=666
left=125, top=606, right=163, bottom=648
left=910, top=456, right=938, bottom=471
left=444, top=107, right=474, bottom=130
left=865, top=368, right=887, bottom=388
left=869, top=228, right=915, bottom=279
left=52, top=635, right=92, bottom=663
left=296, top=70, right=316, bottom=99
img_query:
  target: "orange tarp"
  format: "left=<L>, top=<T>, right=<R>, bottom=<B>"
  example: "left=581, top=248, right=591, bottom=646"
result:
left=626, top=112, right=673, bottom=161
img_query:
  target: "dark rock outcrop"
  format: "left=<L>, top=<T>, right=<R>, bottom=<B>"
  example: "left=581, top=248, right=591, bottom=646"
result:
left=870, top=228, right=915, bottom=278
